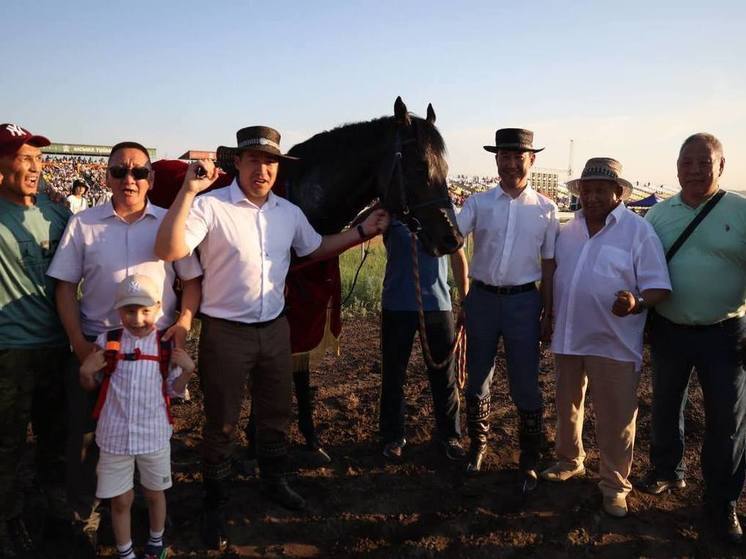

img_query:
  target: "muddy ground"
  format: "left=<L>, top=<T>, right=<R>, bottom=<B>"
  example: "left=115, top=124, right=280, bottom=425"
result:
left=34, top=316, right=745, bottom=558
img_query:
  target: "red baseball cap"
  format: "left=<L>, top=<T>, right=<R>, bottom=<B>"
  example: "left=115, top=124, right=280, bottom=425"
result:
left=0, top=123, right=51, bottom=156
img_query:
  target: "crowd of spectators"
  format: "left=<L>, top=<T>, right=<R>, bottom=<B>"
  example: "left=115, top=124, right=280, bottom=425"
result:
left=39, top=155, right=484, bottom=210
left=41, top=155, right=112, bottom=206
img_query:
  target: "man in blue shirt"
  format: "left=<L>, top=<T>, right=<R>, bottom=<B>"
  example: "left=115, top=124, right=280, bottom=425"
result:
left=379, top=219, right=468, bottom=461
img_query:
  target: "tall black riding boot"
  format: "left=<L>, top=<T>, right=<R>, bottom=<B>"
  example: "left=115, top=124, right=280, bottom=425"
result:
left=259, top=454, right=306, bottom=511
left=518, top=408, right=544, bottom=491
left=201, top=460, right=232, bottom=551
left=294, top=369, right=331, bottom=464
left=465, top=396, right=491, bottom=475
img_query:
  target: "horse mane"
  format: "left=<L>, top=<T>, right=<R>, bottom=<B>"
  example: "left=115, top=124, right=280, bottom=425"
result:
left=288, top=115, right=448, bottom=184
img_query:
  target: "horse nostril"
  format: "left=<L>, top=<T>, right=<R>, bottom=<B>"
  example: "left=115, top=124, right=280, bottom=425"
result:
left=443, top=234, right=461, bottom=252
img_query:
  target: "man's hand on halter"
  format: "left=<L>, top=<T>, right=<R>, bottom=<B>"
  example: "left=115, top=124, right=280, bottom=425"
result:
left=182, top=159, right=219, bottom=194
left=359, top=208, right=391, bottom=237
left=80, top=349, right=105, bottom=391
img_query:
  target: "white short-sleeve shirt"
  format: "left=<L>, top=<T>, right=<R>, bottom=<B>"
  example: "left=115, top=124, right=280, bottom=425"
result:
left=47, top=202, right=203, bottom=337
left=551, top=204, right=671, bottom=369
left=457, top=184, right=559, bottom=286
left=183, top=181, right=322, bottom=324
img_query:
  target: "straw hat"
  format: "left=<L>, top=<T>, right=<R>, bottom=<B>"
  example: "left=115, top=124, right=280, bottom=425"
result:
left=567, top=157, right=634, bottom=201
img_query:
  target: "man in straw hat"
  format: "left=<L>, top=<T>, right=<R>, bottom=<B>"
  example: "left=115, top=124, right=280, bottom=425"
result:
left=540, top=157, right=670, bottom=517
left=641, top=133, right=746, bottom=543
left=155, top=125, right=389, bottom=549
left=456, top=128, right=559, bottom=488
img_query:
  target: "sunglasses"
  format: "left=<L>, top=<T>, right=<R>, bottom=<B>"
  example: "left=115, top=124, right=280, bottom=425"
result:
left=108, top=166, right=151, bottom=180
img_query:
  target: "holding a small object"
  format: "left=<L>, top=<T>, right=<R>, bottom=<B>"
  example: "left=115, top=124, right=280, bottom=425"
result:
left=542, top=157, right=671, bottom=519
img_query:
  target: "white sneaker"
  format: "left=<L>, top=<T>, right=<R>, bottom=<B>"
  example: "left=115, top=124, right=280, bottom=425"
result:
left=541, top=462, right=586, bottom=482
left=602, top=494, right=628, bottom=518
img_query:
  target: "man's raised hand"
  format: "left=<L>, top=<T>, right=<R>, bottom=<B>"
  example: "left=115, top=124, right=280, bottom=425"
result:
left=182, top=159, right=219, bottom=194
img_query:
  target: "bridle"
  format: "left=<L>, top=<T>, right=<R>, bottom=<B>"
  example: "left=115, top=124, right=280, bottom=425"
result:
left=380, top=128, right=451, bottom=233
left=377, top=128, right=467, bottom=381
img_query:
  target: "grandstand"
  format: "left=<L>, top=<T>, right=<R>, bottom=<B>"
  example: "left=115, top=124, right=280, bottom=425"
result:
left=40, top=142, right=156, bottom=206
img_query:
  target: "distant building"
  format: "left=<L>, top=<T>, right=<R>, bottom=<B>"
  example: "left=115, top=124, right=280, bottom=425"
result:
left=530, top=168, right=562, bottom=201
left=179, top=150, right=216, bottom=161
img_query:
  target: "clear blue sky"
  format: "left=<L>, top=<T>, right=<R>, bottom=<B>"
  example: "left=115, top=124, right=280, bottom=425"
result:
left=3, top=0, right=745, bottom=189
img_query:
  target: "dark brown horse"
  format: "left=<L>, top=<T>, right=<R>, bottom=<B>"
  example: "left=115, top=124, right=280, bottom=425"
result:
left=150, top=97, right=463, bottom=356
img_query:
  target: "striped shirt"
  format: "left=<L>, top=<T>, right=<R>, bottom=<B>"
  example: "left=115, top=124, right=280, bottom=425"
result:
left=94, top=328, right=184, bottom=455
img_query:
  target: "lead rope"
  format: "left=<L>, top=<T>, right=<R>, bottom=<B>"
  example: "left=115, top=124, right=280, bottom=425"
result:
left=409, top=231, right=467, bottom=388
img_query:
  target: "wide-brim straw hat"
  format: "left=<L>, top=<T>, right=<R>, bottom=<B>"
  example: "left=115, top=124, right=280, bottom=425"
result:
left=567, top=157, right=634, bottom=201
left=216, top=125, right=299, bottom=168
left=484, top=128, right=544, bottom=153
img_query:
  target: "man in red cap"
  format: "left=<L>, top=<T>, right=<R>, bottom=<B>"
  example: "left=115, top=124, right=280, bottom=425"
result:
left=0, top=124, right=72, bottom=557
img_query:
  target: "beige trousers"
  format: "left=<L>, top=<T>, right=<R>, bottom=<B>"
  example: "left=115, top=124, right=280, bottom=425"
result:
left=553, top=354, right=639, bottom=498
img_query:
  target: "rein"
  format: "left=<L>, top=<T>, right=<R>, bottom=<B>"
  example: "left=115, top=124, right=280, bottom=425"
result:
left=408, top=230, right=467, bottom=387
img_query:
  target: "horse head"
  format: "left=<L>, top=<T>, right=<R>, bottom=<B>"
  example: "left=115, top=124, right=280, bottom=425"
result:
left=377, top=97, right=464, bottom=256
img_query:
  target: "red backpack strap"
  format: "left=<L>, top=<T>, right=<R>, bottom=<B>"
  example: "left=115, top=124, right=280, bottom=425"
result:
left=156, top=330, right=174, bottom=425
left=92, top=328, right=124, bottom=420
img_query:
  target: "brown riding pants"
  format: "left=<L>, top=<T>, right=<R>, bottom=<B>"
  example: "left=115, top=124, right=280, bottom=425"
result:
left=199, top=315, right=292, bottom=466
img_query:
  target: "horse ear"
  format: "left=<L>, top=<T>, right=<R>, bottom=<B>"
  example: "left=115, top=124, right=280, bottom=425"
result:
left=426, top=103, right=436, bottom=124
left=394, top=96, right=410, bottom=125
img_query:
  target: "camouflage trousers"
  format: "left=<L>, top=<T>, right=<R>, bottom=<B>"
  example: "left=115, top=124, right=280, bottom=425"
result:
left=0, top=346, right=68, bottom=521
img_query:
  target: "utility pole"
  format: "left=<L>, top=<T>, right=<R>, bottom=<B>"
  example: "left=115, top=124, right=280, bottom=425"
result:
left=568, top=139, right=574, bottom=179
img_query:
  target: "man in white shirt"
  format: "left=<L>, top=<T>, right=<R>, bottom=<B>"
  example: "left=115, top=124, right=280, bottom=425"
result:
left=47, top=141, right=203, bottom=537
left=541, top=158, right=670, bottom=517
left=457, top=128, right=559, bottom=488
left=155, top=126, right=389, bottom=550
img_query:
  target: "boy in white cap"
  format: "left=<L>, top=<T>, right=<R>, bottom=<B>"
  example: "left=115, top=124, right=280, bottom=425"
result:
left=80, top=274, right=195, bottom=559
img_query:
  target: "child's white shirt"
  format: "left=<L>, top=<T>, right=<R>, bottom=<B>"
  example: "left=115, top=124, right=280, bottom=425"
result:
left=94, top=328, right=184, bottom=455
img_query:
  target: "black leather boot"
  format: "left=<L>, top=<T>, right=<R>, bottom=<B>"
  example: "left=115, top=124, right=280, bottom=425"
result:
left=259, top=454, right=306, bottom=510
left=465, top=396, right=491, bottom=475
left=7, top=516, right=35, bottom=556
left=261, top=475, right=307, bottom=511
left=518, top=408, right=544, bottom=492
left=201, top=461, right=232, bottom=551
left=295, top=370, right=331, bottom=465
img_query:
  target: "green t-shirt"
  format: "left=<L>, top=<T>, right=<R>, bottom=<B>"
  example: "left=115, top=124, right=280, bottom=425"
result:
left=0, top=195, right=71, bottom=348
left=646, top=191, right=746, bottom=325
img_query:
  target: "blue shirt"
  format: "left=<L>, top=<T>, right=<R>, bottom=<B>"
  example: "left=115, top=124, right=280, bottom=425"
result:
left=382, top=221, right=452, bottom=311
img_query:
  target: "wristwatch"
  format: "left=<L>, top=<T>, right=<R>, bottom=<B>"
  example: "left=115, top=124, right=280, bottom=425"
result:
left=633, top=296, right=647, bottom=314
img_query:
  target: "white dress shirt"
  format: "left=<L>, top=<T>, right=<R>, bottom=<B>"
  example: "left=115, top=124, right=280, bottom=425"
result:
left=551, top=204, right=671, bottom=369
left=184, top=181, right=322, bottom=324
left=47, top=202, right=203, bottom=337
left=94, top=328, right=184, bottom=455
left=457, top=184, right=559, bottom=286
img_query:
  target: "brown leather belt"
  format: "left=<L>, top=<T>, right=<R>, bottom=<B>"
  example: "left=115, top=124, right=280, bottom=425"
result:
left=472, top=280, right=536, bottom=295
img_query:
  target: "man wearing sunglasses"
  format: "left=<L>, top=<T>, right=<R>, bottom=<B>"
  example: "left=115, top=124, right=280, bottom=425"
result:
left=47, top=141, right=203, bottom=547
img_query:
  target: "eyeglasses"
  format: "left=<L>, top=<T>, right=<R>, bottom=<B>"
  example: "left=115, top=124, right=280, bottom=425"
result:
left=108, top=166, right=151, bottom=180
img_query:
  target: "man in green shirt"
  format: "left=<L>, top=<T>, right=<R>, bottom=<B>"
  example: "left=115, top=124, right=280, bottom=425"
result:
left=0, top=123, right=71, bottom=557
left=643, top=133, right=746, bottom=544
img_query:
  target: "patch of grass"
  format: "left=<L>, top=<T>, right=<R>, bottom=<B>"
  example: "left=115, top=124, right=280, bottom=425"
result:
left=340, top=242, right=386, bottom=317
left=339, top=236, right=470, bottom=317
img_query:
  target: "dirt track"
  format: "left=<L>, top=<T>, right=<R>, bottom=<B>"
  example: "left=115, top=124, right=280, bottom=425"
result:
left=86, top=316, right=742, bottom=558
